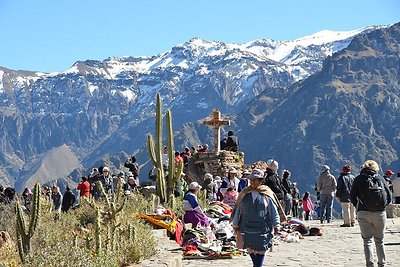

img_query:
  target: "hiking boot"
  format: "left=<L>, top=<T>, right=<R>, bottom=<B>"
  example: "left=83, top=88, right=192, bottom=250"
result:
left=340, top=224, right=351, bottom=227
left=351, top=222, right=355, bottom=227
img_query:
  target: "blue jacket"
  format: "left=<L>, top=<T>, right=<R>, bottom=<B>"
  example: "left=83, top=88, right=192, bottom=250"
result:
left=232, top=192, right=279, bottom=251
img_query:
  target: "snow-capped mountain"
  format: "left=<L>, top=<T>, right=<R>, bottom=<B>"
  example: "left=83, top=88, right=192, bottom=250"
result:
left=0, top=25, right=385, bottom=188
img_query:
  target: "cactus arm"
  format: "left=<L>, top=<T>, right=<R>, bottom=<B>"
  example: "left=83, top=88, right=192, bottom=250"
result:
left=156, top=168, right=165, bottom=202
left=95, top=207, right=102, bottom=255
left=174, top=161, right=184, bottom=182
left=28, top=183, right=41, bottom=237
left=155, top=93, right=163, bottom=170
left=15, top=202, right=27, bottom=236
left=166, top=109, right=176, bottom=200
left=147, top=134, right=157, bottom=166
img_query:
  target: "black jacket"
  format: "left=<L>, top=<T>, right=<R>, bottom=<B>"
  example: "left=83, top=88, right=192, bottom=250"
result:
left=61, top=191, right=76, bottom=212
left=350, top=168, right=392, bottom=212
left=263, top=171, right=287, bottom=200
left=336, top=172, right=355, bottom=202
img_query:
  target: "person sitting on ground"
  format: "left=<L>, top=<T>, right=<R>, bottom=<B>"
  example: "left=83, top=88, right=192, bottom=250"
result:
left=183, top=182, right=209, bottom=228
left=225, top=130, right=239, bottom=152
left=198, top=144, right=209, bottom=153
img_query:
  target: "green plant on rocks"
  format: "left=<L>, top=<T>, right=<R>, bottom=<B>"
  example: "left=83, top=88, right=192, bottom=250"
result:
left=15, top=183, right=40, bottom=263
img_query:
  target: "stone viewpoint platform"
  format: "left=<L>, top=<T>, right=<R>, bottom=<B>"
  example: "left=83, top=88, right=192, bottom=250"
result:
left=139, top=217, right=400, bottom=267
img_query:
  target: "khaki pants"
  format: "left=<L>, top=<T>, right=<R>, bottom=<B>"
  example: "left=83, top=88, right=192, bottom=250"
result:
left=340, top=202, right=356, bottom=225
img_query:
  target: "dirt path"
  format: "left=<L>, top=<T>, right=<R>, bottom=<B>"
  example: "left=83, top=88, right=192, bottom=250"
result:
left=183, top=218, right=400, bottom=266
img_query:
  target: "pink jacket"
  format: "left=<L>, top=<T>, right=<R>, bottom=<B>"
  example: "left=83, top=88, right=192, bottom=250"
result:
left=302, top=197, right=314, bottom=212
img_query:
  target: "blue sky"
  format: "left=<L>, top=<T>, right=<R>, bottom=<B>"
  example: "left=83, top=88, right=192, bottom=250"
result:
left=0, top=0, right=399, bottom=72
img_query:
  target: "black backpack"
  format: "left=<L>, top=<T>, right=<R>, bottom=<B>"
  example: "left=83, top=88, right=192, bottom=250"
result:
left=359, top=174, right=387, bottom=211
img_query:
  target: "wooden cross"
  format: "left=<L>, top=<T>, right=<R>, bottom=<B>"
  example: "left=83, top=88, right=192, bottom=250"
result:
left=202, top=109, right=230, bottom=155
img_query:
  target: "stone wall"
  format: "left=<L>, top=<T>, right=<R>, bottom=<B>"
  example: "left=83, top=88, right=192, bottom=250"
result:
left=187, top=150, right=244, bottom=181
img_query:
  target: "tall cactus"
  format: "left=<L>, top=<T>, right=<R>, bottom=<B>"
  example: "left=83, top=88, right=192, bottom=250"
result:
left=15, top=183, right=41, bottom=262
left=147, top=93, right=166, bottom=202
left=147, top=93, right=184, bottom=203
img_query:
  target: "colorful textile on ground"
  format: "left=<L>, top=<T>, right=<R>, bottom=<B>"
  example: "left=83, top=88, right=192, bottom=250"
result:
left=135, top=209, right=184, bottom=245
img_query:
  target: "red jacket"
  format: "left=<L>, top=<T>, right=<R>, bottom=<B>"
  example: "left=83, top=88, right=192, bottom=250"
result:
left=77, top=181, right=90, bottom=197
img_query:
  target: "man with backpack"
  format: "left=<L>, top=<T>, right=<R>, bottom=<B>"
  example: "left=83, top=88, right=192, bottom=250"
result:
left=350, top=160, right=392, bottom=267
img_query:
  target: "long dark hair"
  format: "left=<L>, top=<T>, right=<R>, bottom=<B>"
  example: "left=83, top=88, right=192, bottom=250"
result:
left=302, top=191, right=310, bottom=201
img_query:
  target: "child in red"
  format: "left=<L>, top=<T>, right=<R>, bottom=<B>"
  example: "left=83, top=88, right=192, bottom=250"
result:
left=223, top=187, right=238, bottom=208
left=302, top=192, right=314, bottom=220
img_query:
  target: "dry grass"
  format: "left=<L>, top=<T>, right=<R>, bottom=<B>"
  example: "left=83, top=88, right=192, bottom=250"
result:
left=0, top=192, right=164, bottom=266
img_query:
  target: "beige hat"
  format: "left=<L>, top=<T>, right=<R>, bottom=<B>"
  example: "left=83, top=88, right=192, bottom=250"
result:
left=188, top=182, right=202, bottom=190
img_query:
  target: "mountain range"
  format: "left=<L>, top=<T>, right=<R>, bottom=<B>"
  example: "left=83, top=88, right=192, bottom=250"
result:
left=0, top=23, right=398, bottom=192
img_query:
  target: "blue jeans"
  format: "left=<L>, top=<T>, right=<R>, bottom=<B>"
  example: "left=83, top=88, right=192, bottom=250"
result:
left=357, top=211, right=386, bottom=267
left=319, top=193, right=334, bottom=222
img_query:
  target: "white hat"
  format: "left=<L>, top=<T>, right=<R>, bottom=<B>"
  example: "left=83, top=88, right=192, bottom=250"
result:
left=266, top=159, right=279, bottom=171
left=242, top=170, right=251, bottom=175
left=228, top=167, right=238, bottom=174
left=188, top=182, right=202, bottom=190
left=248, top=169, right=265, bottom=180
left=103, top=167, right=110, bottom=172
left=204, top=173, right=213, bottom=180
left=321, top=165, right=330, bottom=173
left=127, top=171, right=134, bottom=177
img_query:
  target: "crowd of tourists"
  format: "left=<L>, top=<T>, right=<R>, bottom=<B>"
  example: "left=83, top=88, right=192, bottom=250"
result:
left=1, top=145, right=400, bottom=266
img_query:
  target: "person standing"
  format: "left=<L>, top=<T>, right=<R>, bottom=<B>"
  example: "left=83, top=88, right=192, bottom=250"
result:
left=263, top=159, right=287, bottom=202
left=282, top=170, right=293, bottom=216
left=61, top=186, right=76, bottom=212
left=317, top=165, right=337, bottom=223
left=124, top=156, right=140, bottom=181
left=77, top=176, right=90, bottom=198
left=350, top=160, right=392, bottom=267
left=51, top=186, right=63, bottom=214
left=231, top=169, right=285, bottom=267
left=291, top=182, right=300, bottom=218
left=392, top=172, right=400, bottom=204
left=336, top=165, right=356, bottom=227
left=383, top=169, right=394, bottom=196
left=220, top=167, right=240, bottom=197
left=302, top=192, right=314, bottom=221
left=238, top=170, right=251, bottom=193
